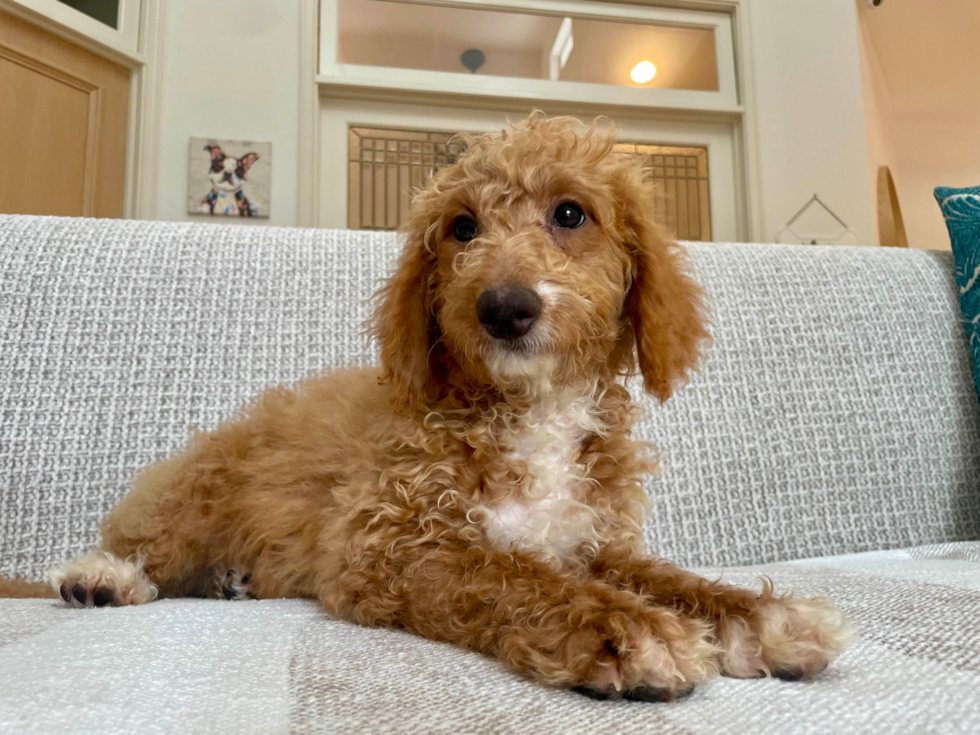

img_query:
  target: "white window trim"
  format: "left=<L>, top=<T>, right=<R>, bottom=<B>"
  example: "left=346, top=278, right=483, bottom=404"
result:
left=318, top=0, right=740, bottom=114
left=0, top=0, right=144, bottom=63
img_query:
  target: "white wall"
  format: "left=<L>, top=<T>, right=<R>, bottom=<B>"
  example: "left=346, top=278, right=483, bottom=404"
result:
left=156, top=0, right=300, bottom=226
left=746, top=0, right=876, bottom=246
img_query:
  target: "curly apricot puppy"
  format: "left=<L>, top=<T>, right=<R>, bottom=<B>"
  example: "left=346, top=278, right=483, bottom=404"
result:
left=50, top=117, right=852, bottom=701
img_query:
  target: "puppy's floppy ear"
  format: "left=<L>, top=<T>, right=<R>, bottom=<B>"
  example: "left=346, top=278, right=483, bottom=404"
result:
left=609, top=167, right=710, bottom=403
left=369, top=220, right=438, bottom=412
left=205, top=144, right=224, bottom=160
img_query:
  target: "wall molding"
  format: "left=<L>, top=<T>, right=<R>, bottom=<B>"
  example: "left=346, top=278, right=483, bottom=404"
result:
left=123, top=0, right=166, bottom=219
left=297, top=0, right=320, bottom=227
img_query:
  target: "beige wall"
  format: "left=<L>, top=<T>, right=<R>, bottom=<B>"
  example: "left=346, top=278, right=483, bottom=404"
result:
left=746, top=0, right=875, bottom=246
left=856, top=7, right=896, bottom=249
left=156, top=0, right=301, bottom=226
left=891, top=114, right=979, bottom=252
left=858, top=0, right=980, bottom=251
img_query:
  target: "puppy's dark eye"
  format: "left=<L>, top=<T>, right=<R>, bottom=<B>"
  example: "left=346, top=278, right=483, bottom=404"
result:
left=452, top=216, right=479, bottom=243
left=554, top=202, right=585, bottom=229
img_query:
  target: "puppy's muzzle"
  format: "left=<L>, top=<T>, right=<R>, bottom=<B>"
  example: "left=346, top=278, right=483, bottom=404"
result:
left=477, top=285, right=542, bottom=341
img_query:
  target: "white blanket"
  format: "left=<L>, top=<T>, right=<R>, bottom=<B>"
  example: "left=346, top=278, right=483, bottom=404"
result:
left=3, top=543, right=978, bottom=734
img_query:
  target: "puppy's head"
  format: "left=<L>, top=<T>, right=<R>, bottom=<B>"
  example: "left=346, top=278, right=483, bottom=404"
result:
left=371, top=116, right=708, bottom=411
left=205, top=145, right=259, bottom=194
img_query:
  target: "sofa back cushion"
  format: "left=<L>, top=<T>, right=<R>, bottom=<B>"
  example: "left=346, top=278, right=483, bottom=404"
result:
left=1, top=216, right=978, bottom=580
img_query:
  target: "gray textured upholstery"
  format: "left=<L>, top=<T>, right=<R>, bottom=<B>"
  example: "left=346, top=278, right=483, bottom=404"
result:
left=639, top=242, right=980, bottom=565
left=1, top=215, right=978, bottom=582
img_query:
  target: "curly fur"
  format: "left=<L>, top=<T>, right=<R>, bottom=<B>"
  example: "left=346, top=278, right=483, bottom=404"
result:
left=42, top=116, right=853, bottom=700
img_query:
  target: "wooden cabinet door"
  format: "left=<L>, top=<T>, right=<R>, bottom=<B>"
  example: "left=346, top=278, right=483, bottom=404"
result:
left=0, top=10, right=129, bottom=218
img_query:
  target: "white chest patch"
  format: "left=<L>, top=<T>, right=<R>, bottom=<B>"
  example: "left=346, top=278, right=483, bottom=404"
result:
left=476, top=386, right=606, bottom=563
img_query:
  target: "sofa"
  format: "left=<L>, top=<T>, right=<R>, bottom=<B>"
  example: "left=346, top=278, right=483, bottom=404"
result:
left=1, top=214, right=978, bottom=734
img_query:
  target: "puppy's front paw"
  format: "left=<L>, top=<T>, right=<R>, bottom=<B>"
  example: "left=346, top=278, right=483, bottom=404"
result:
left=569, top=609, right=719, bottom=702
left=49, top=550, right=157, bottom=608
left=719, top=594, right=854, bottom=680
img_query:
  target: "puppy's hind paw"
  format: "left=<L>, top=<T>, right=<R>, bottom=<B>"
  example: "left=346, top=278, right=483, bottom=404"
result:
left=49, top=550, right=157, bottom=608
left=208, top=567, right=255, bottom=601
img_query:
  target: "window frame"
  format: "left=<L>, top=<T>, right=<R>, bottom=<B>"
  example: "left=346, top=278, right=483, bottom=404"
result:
left=318, top=0, right=741, bottom=113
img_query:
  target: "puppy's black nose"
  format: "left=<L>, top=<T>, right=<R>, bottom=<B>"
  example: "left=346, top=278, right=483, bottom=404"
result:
left=476, top=285, right=542, bottom=341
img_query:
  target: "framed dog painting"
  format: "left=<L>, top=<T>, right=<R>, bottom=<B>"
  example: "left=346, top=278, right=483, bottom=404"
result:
left=187, top=138, right=272, bottom=218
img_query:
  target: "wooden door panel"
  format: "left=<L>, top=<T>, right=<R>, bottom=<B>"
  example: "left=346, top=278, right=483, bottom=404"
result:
left=0, top=54, right=93, bottom=215
left=0, top=10, right=129, bottom=218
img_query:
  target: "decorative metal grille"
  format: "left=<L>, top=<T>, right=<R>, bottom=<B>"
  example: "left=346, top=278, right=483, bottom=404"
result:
left=347, top=126, right=711, bottom=241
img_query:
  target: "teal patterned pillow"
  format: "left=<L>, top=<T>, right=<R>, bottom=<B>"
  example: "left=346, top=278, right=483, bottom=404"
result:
left=935, top=185, right=980, bottom=400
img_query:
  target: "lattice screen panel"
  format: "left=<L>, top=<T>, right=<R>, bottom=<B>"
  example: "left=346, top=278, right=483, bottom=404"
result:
left=347, top=126, right=711, bottom=241
left=348, top=127, right=463, bottom=231
left=613, top=143, right=711, bottom=242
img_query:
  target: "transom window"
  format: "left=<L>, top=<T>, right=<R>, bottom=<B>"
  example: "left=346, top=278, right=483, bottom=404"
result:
left=337, top=0, right=720, bottom=92
left=319, top=0, right=740, bottom=112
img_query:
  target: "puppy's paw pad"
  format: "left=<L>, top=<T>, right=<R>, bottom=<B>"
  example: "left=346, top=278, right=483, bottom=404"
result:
left=50, top=551, right=156, bottom=608
left=626, top=682, right=696, bottom=703
left=572, top=684, right=620, bottom=701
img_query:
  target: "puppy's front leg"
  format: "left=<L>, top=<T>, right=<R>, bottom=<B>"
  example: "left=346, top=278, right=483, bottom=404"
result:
left=592, top=546, right=853, bottom=680
left=324, top=541, right=718, bottom=701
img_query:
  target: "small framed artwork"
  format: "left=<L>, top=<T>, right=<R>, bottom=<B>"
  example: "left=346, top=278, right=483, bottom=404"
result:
left=187, top=138, right=272, bottom=218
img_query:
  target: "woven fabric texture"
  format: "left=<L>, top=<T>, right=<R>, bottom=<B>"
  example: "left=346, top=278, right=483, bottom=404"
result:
left=1, top=215, right=978, bottom=581
left=637, top=241, right=980, bottom=565
left=2, top=545, right=980, bottom=734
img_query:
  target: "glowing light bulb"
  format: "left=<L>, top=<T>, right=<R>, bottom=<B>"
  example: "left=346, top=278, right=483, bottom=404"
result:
left=630, top=61, right=657, bottom=84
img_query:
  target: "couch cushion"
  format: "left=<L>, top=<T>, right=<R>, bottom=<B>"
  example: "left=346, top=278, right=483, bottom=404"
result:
left=1, top=215, right=978, bottom=579
left=637, top=241, right=980, bottom=566
left=2, top=543, right=979, bottom=734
